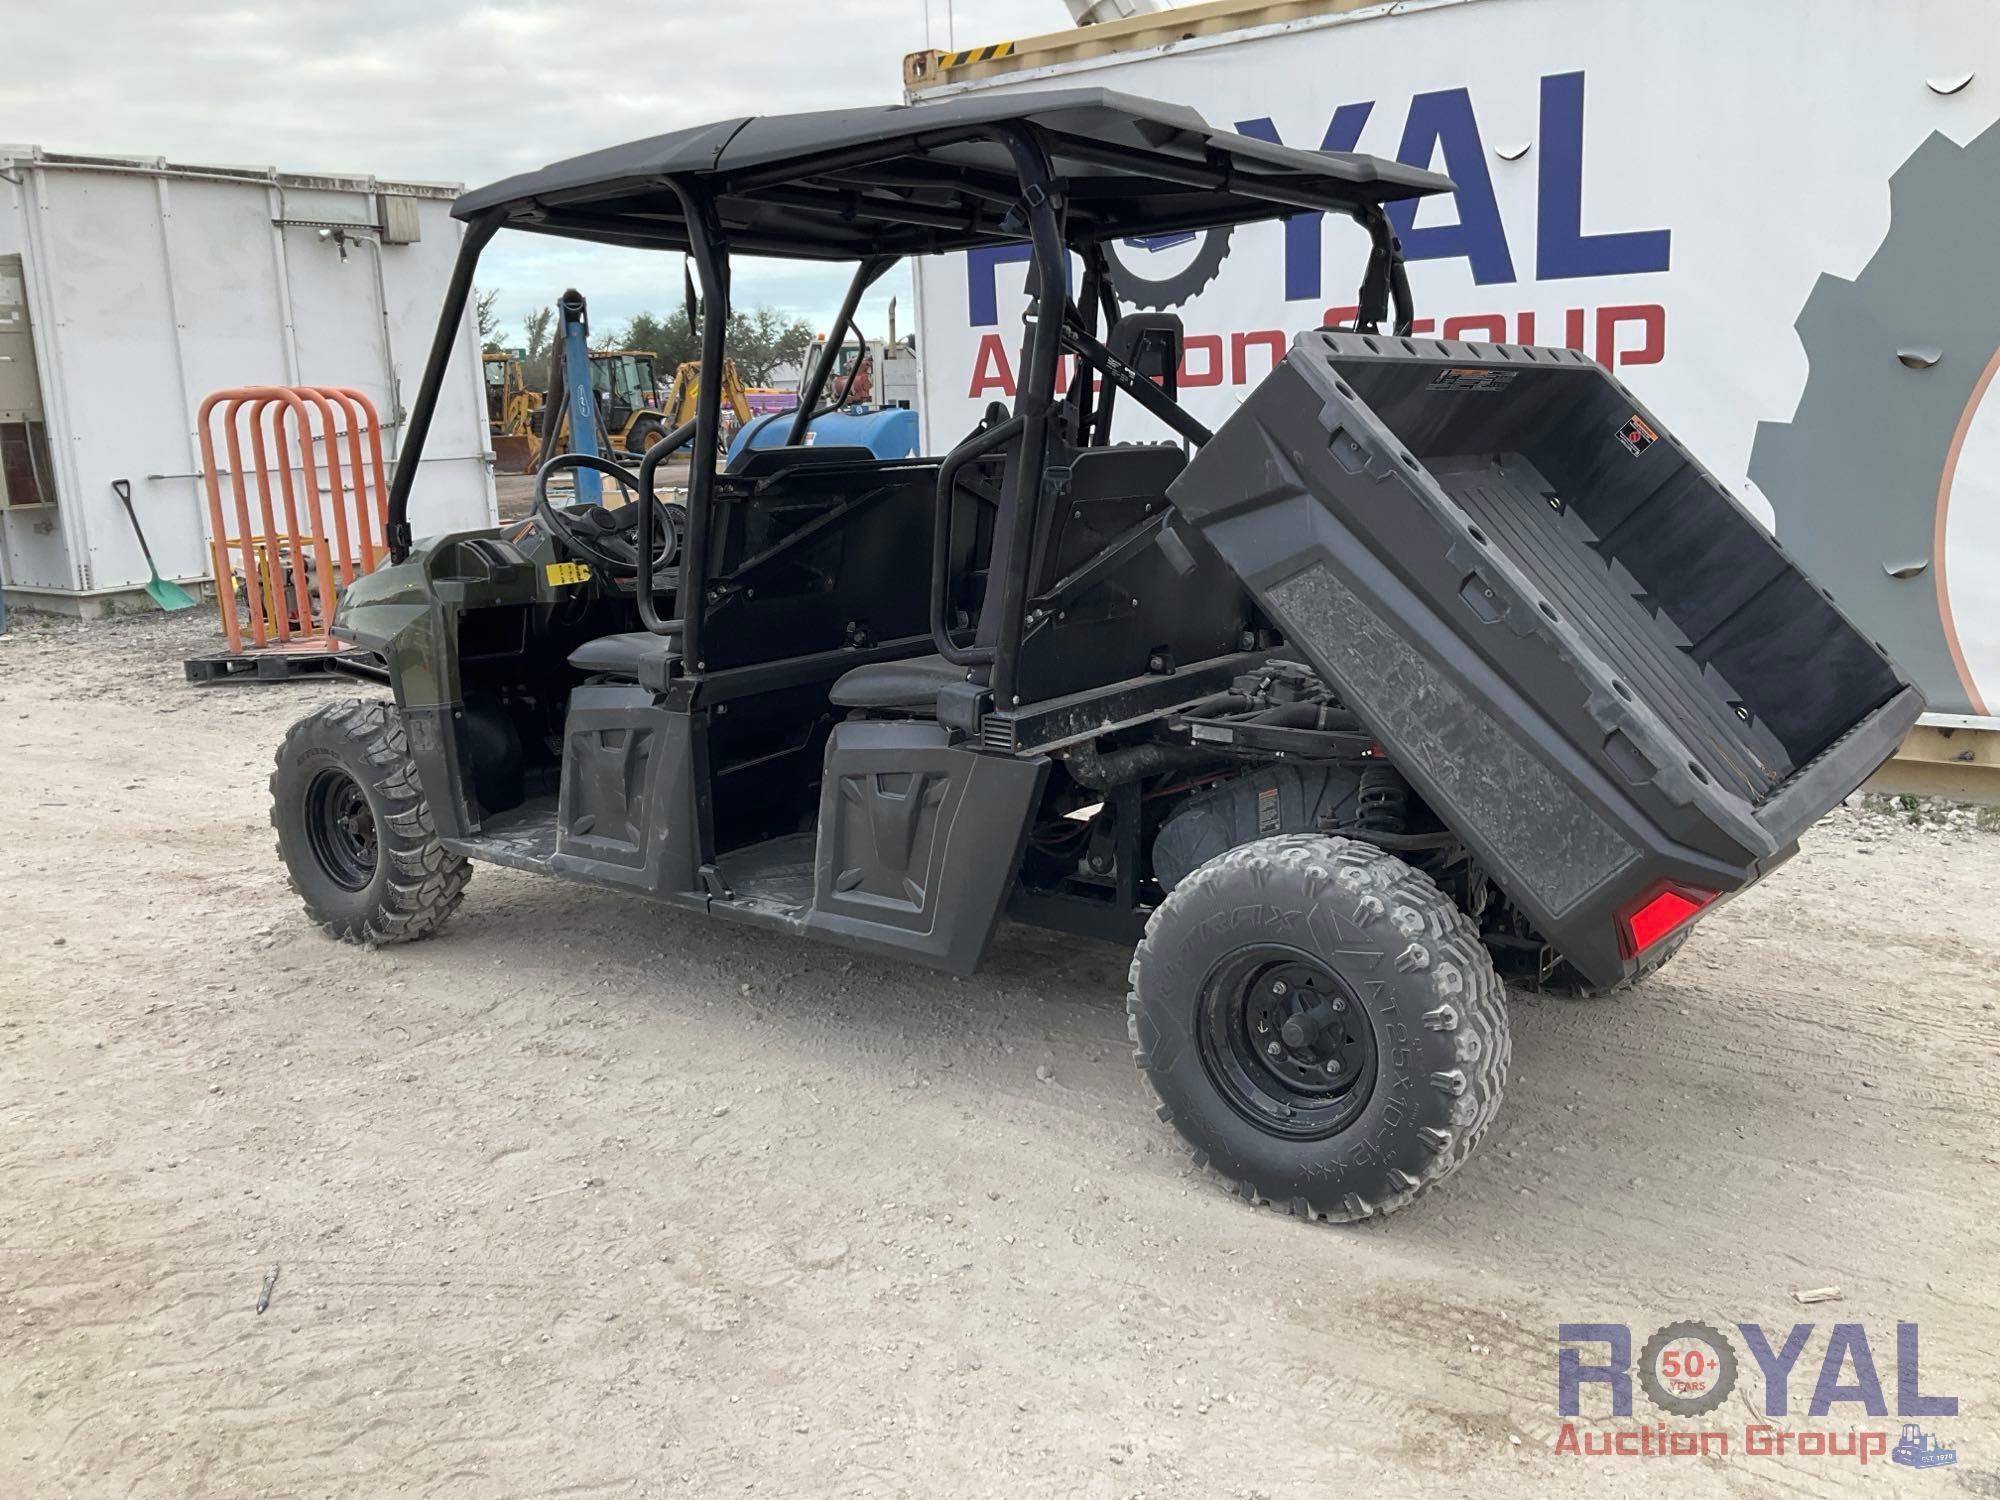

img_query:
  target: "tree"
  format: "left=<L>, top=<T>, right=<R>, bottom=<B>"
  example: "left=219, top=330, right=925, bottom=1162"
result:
left=520, top=305, right=555, bottom=390
left=617, top=309, right=699, bottom=369
left=726, top=306, right=815, bottom=385
left=474, top=287, right=504, bottom=352
left=523, top=306, right=555, bottom=364
left=580, top=301, right=815, bottom=384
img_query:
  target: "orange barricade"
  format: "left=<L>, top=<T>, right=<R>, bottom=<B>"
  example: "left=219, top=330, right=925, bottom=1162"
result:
left=195, top=386, right=391, bottom=655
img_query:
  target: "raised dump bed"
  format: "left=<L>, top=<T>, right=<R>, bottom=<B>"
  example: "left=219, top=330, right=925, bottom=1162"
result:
left=1169, top=330, right=1924, bottom=988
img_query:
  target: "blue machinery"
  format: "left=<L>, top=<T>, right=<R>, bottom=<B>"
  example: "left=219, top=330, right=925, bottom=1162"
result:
left=552, top=289, right=601, bottom=504
left=725, top=404, right=920, bottom=466
left=546, top=286, right=916, bottom=480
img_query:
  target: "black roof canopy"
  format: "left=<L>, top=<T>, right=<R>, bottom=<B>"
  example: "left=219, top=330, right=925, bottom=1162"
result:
left=452, top=88, right=1453, bottom=261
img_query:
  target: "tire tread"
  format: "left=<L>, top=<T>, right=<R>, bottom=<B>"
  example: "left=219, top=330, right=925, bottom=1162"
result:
left=1127, top=834, right=1509, bottom=1224
left=270, top=698, right=470, bottom=945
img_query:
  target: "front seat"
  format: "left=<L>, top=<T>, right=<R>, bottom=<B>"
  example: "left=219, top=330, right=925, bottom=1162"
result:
left=828, top=652, right=969, bottom=714
left=568, top=629, right=681, bottom=690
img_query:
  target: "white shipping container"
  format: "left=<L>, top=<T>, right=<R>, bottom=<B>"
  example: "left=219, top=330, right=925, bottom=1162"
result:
left=0, top=147, right=495, bottom=614
left=907, top=0, right=2000, bottom=720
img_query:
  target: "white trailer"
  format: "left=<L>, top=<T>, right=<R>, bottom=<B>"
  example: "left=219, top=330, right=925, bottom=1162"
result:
left=0, top=148, right=495, bottom=616
left=904, top=0, right=2000, bottom=785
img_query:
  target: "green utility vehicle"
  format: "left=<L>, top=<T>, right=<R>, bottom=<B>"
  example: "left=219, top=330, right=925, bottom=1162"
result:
left=272, top=92, right=1921, bottom=1220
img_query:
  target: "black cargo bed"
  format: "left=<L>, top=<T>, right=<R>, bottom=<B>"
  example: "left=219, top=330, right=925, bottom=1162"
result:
left=1168, top=331, right=1923, bottom=989
left=1428, top=452, right=1790, bottom=803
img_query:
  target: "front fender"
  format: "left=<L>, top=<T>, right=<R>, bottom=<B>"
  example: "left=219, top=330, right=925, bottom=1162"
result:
left=334, top=530, right=545, bottom=709
left=335, top=558, right=449, bottom=706
left=330, top=529, right=543, bottom=840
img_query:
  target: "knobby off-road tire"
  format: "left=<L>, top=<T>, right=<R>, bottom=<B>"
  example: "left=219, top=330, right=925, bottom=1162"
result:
left=270, top=699, right=470, bottom=945
left=624, top=414, right=667, bottom=456
left=1128, top=835, right=1508, bottom=1222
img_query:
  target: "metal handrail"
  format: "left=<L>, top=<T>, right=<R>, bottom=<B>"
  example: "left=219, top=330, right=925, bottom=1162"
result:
left=929, top=414, right=1021, bottom=666
left=635, top=417, right=699, bottom=635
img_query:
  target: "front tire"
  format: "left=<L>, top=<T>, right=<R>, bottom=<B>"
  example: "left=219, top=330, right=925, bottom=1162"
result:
left=270, top=699, right=470, bottom=944
left=624, top=415, right=667, bottom=455
left=1128, top=835, right=1508, bottom=1222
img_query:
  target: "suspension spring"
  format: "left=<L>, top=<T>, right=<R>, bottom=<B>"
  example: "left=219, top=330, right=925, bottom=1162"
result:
left=1354, top=763, right=1410, bottom=835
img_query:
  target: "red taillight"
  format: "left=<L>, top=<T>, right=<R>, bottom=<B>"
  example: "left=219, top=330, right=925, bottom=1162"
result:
left=1618, top=884, right=1718, bottom=958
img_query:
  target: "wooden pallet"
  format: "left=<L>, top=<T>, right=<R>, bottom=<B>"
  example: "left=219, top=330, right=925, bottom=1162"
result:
left=183, top=647, right=382, bottom=685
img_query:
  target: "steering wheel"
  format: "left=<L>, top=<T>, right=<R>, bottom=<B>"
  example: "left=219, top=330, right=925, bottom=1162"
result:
left=532, top=452, right=682, bottom=574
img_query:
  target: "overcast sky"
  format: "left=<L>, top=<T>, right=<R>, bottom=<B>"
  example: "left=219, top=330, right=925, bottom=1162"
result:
left=3, top=0, right=1065, bottom=343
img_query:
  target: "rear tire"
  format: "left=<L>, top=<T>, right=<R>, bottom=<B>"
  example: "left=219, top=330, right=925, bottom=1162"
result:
left=1128, top=834, right=1508, bottom=1222
left=271, top=699, right=470, bottom=944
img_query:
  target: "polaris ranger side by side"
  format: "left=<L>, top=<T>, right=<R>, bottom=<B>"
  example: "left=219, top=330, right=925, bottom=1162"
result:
left=271, top=91, right=1923, bottom=1221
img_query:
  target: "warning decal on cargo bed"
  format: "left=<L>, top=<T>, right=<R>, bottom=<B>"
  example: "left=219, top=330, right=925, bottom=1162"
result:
left=1617, top=413, right=1659, bottom=456
left=1428, top=366, right=1518, bottom=393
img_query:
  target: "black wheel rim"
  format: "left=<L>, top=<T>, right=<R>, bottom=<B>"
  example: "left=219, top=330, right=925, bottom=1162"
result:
left=1195, top=946, right=1378, bottom=1140
left=304, top=767, right=379, bottom=892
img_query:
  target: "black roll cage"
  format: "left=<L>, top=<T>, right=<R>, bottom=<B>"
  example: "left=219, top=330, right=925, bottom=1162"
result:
left=386, top=120, right=1417, bottom=711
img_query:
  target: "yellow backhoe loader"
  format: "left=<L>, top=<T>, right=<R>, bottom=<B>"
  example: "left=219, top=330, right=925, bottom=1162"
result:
left=655, top=358, right=755, bottom=454
left=487, top=346, right=683, bottom=474
left=482, top=351, right=544, bottom=472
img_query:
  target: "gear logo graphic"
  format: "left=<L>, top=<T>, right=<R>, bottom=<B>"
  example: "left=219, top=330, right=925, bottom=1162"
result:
left=1101, top=227, right=1234, bottom=309
left=1637, top=1320, right=1739, bottom=1417
left=1750, top=118, right=2000, bottom=716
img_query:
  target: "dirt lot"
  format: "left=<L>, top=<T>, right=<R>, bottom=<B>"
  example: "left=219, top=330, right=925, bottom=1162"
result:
left=2, top=610, right=1996, bottom=1499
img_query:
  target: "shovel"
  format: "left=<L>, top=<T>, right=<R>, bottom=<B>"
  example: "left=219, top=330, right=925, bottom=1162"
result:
left=112, top=479, right=198, bottom=611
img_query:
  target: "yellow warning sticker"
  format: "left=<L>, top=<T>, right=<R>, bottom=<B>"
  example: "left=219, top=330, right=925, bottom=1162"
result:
left=545, top=561, right=592, bottom=587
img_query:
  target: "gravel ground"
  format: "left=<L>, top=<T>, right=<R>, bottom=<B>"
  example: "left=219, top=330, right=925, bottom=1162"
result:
left=2, top=609, right=1996, bottom=1499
